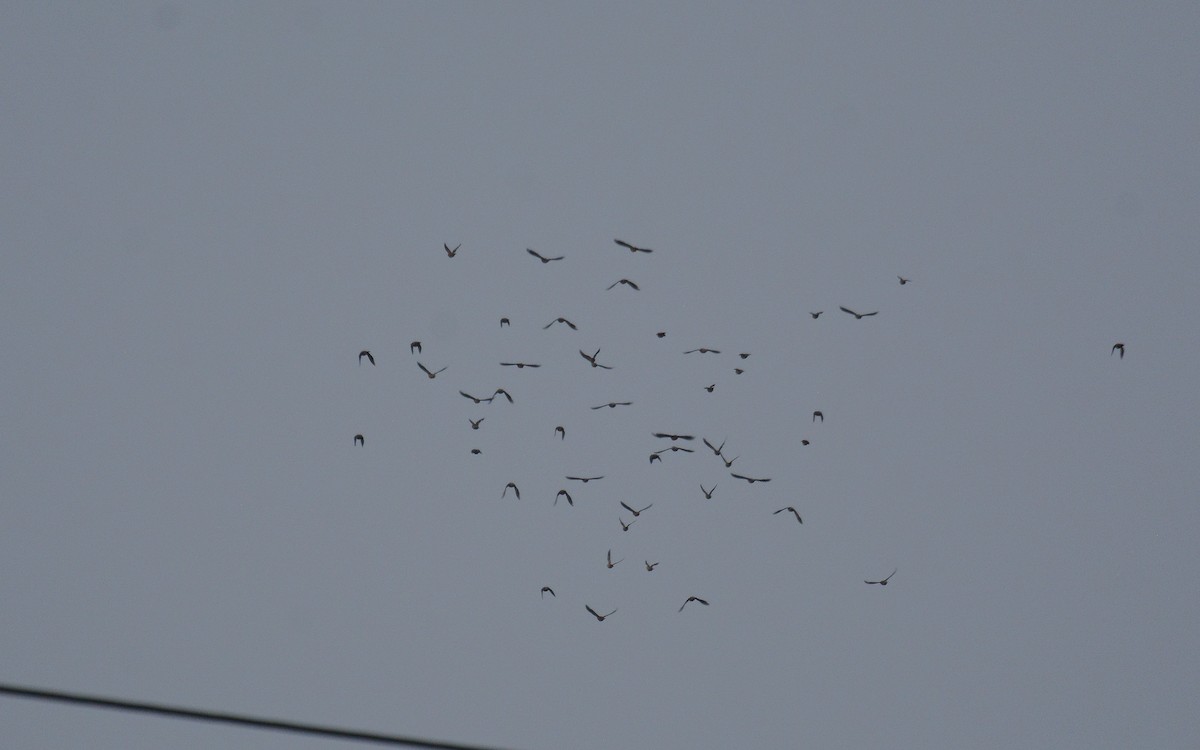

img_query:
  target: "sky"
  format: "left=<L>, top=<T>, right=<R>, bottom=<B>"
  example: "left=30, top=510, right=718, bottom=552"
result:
left=2, top=2, right=1199, bottom=748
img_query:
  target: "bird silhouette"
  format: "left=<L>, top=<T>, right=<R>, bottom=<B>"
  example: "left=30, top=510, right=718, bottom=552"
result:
left=619, top=501, right=652, bottom=517
left=543, top=317, right=578, bottom=330
left=865, top=569, right=897, bottom=586
left=541, top=586, right=555, bottom=598
left=502, top=482, right=520, bottom=500
left=614, top=239, right=653, bottom=253
left=566, top=475, right=604, bottom=483
left=800, top=439, right=810, bottom=446
left=898, top=276, right=910, bottom=285
left=739, top=353, right=751, bottom=359
left=470, top=448, right=481, bottom=455
left=701, top=484, right=716, bottom=499
left=704, top=384, right=716, bottom=392
left=653, top=445, right=694, bottom=455
left=500, top=317, right=510, bottom=327
left=459, top=390, right=493, bottom=404
left=606, top=549, right=623, bottom=568
left=527, top=248, right=564, bottom=263
left=444, top=243, right=460, bottom=257
left=702, top=438, right=726, bottom=456
left=591, top=401, right=632, bottom=410
left=810, top=311, right=823, bottom=319
left=554, top=425, right=565, bottom=440
left=492, top=388, right=514, bottom=404
left=417, top=362, right=447, bottom=379
left=579, top=348, right=614, bottom=369
left=585, top=605, right=617, bottom=621
left=731, top=472, right=771, bottom=484
left=500, top=361, right=541, bottom=368
left=645, top=561, right=659, bottom=571
left=354, top=434, right=364, bottom=446
left=469, top=418, right=484, bottom=430
left=410, top=341, right=422, bottom=354
left=358, top=350, right=375, bottom=366
left=839, top=306, right=878, bottom=319
left=555, top=489, right=573, bottom=507
left=721, top=455, right=739, bottom=468
left=1112, top=343, right=1125, bottom=359
left=678, top=596, right=709, bottom=612
left=813, top=411, right=823, bottom=422
left=773, top=507, right=803, bottom=524
left=653, top=432, right=695, bottom=441
left=620, top=517, right=635, bottom=531
left=606, top=278, right=640, bottom=291
left=656, top=331, right=667, bottom=338
left=684, top=347, right=721, bottom=354
left=648, top=454, right=662, bottom=464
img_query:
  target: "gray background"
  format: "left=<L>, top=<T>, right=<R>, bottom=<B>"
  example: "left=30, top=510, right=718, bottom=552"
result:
left=3, top=3, right=1198, bottom=748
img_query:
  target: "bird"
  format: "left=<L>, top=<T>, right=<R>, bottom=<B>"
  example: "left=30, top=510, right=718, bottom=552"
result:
left=721, top=455, right=739, bottom=468
left=734, top=368, right=744, bottom=375
left=566, top=475, right=604, bottom=483
left=656, top=331, right=667, bottom=338
left=358, top=350, right=375, bottom=366
left=839, top=306, right=878, bottom=319
left=1112, top=342, right=1125, bottom=359
left=555, top=489, right=573, bottom=507
left=619, top=501, right=652, bottom=517
left=527, top=248, right=564, bottom=263
left=801, top=439, right=810, bottom=446
left=459, top=390, right=493, bottom=405
left=500, top=317, right=510, bottom=327
left=543, top=317, right=578, bottom=330
left=653, top=432, right=695, bottom=441
left=444, top=243, right=461, bottom=257
left=653, top=445, right=694, bottom=455
left=702, top=438, right=726, bottom=456
left=606, top=549, right=623, bottom=568
left=739, top=353, right=751, bottom=359
left=554, top=425, right=565, bottom=440
left=469, top=418, right=484, bottom=430
left=865, top=569, right=897, bottom=586
left=591, top=401, right=632, bottom=410
left=620, top=517, right=635, bottom=531
left=773, top=507, right=803, bottom=524
left=353, top=434, right=364, bottom=446
left=810, top=311, right=823, bottom=319
left=417, top=362, right=447, bottom=379
left=898, top=275, right=910, bottom=285
left=606, top=278, right=640, bottom=290
left=492, top=388, right=514, bottom=404
left=678, top=596, right=709, bottom=612
left=470, top=448, right=481, bottom=455
left=648, top=454, right=662, bottom=464
left=731, top=472, right=771, bottom=484
left=813, top=411, right=823, bottom=422
left=645, top=561, right=659, bottom=571
left=684, top=347, right=721, bottom=354
left=701, top=484, right=716, bottom=499
left=410, top=341, right=422, bottom=354
left=500, top=361, right=541, bottom=368
left=502, top=482, right=520, bottom=500
left=579, top=348, right=614, bottom=369
left=614, top=238, right=653, bottom=253
left=585, top=605, right=617, bottom=622
left=704, top=384, right=716, bottom=392
left=541, top=586, right=555, bottom=598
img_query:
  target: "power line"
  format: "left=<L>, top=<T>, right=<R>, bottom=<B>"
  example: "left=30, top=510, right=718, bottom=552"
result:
left=0, top=683, right=519, bottom=750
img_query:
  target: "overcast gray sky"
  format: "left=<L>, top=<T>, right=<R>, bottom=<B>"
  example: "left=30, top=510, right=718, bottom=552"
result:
left=3, top=3, right=1199, bottom=748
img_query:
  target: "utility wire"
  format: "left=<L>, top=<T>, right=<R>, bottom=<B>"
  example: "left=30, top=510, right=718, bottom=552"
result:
left=0, top=683, right=520, bottom=750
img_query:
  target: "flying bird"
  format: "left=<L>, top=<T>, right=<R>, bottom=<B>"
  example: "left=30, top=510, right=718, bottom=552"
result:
left=579, top=348, right=614, bottom=369
left=656, top=331, right=667, bottom=338
left=773, top=507, right=803, bottom=524
left=839, top=306, right=878, bottom=319
left=500, top=317, right=510, bottom=327
left=865, top=569, right=898, bottom=586
left=684, top=347, right=721, bottom=354
left=702, top=438, right=726, bottom=456
left=653, top=432, right=695, bottom=441
left=566, top=475, right=604, bottom=483
left=898, top=276, right=910, bottom=285
left=470, top=448, right=481, bottom=455
left=648, top=454, right=662, bottom=464
left=502, top=482, right=520, bottom=500
left=459, top=390, right=493, bottom=404
left=444, top=243, right=460, bottom=257
left=417, top=362, right=447, bottom=379
left=813, top=411, right=823, bottom=423
left=541, top=586, right=555, bottom=598
left=614, top=238, right=653, bottom=253
left=810, top=311, right=823, bottom=319
left=619, top=501, right=653, bottom=517
left=591, top=401, right=632, bottom=410
left=554, top=425, right=565, bottom=440
left=1112, top=342, right=1125, bottom=359
left=358, top=350, right=375, bottom=366
left=353, top=434, right=364, bottom=446
left=645, top=561, right=659, bottom=571
left=653, top=445, right=694, bottom=455
left=469, top=418, right=484, bottom=430
left=731, top=472, right=771, bottom=484
left=606, top=549, right=623, bottom=569
left=555, top=489, right=573, bottom=507
left=701, top=484, right=716, bottom=499
left=704, top=384, right=716, bottom=392
left=734, top=368, right=744, bottom=375
left=527, top=248, right=564, bottom=263
left=606, top=278, right=640, bottom=291
left=543, top=317, right=578, bottom=330
left=585, top=605, right=617, bottom=622
left=620, top=517, right=635, bottom=531
left=800, top=439, right=810, bottom=446
left=492, top=388, right=514, bottom=403
left=739, top=353, right=751, bottom=359
left=721, top=455, right=739, bottom=468
left=500, top=361, right=541, bottom=368
left=410, top=341, right=422, bottom=354
left=678, top=596, right=709, bottom=612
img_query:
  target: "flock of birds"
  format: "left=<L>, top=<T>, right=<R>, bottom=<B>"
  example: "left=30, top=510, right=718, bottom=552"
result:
left=352, top=240, right=1130, bottom=622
